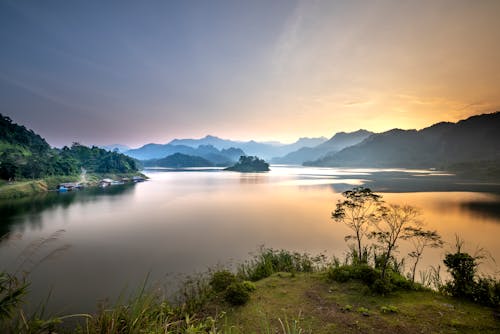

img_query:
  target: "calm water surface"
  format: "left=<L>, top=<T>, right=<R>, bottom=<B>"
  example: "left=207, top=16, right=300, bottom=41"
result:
left=0, top=166, right=499, bottom=313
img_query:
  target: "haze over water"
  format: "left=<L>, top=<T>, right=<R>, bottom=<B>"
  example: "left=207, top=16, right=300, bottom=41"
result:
left=0, top=166, right=499, bottom=314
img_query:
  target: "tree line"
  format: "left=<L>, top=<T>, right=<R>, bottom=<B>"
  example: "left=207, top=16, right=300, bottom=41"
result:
left=0, top=114, right=138, bottom=180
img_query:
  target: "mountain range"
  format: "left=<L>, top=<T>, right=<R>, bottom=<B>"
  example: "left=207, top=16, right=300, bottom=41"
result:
left=142, top=153, right=215, bottom=168
left=124, top=136, right=327, bottom=161
left=126, top=144, right=245, bottom=166
left=271, top=130, right=373, bottom=164
left=305, top=112, right=500, bottom=168
left=116, top=112, right=500, bottom=172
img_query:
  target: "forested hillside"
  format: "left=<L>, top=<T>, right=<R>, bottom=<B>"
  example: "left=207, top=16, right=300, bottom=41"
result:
left=0, top=114, right=138, bottom=180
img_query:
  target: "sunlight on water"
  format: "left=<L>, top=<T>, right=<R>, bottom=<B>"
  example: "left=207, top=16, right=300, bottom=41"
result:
left=0, top=166, right=499, bottom=313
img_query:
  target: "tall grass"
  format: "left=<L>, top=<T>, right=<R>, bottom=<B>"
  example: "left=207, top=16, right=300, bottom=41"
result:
left=237, top=247, right=328, bottom=281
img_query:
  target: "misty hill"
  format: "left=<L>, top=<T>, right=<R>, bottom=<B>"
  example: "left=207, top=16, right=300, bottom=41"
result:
left=169, top=135, right=237, bottom=149
left=100, top=144, right=130, bottom=153
left=165, top=135, right=327, bottom=160
left=125, top=143, right=244, bottom=166
left=305, top=112, right=500, bottom=169
left=272, top=130, right=373, bottom=164
left=143, top=153, right=214, bottom=168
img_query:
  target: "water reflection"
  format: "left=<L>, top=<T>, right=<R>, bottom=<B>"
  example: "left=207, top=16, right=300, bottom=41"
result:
left=0, top=184, right=135, bottom=236
left=460, top=199, right=500, bottom=221
left=0, top=167, right=499, bottom=314
left=239, top=173, right=269, bottom=184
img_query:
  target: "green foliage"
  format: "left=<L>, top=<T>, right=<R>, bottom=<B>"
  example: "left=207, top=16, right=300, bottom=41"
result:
left=208, top=271, right=257, bottom=307
left=225, top=156, right=270, bottom=172
left=332, top=187, right=383, bottom=263
left=380, top=305, right=398, bottom=314
left=0, top=114, right=50, bottom=153
left=277, top=314, right=307, bottom=334
left=471, top=277, right=500, bottom=306
left=355, top=264, right=380, bottom=286
left=224, top=282, right=251, bottom=306
left=210, top=270, right=237, bottom=293
left=327, top=266, right=352, bottom=283
left=0, top=272, right=28, bottom=322
left=0, top=114, right=138, bottom=181
left=241, top=281, right=256, bottom=292
left=371, top=278, right=393, bottom=295
left=327, top=264, right=380, bottom=286
left=356, top=306, right=369, bottom=314
left=443, top=240, right=500, bottom=307
left=61, top=143, right=138, bottom=175
left=238, top=248, right=325, bottom=282
left=443, top=251, right=477, bottom=298
left=326, top=263, right=416, bottom=295
left=341, top=304, right=352, bottom=312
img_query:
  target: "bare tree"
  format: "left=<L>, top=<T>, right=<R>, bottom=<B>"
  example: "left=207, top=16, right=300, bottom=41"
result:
left=407, top=228, right=443, bottom=282
left=332, top=187, right=383, bottom=263
left=370, top=204, right=422, bottom=279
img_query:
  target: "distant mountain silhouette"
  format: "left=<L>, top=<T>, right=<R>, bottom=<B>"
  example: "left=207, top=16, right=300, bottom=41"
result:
left=131, top=135, right=327, bottom=160
left=272, top=130, right=373, bottom=164
left=169, top=135, right=236, bottom=149
left=100, top=144, right=130, bottom=153
left=305, top=112, right=500, bottom=168
left=142, top=153, right=214, bottom=168
left=125, top=144, right=244, bottom=166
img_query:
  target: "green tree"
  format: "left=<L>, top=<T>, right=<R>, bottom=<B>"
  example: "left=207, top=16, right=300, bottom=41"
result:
left=332, top=187, right=383, bottom=263
left=443, top=237, right=480, bottom=298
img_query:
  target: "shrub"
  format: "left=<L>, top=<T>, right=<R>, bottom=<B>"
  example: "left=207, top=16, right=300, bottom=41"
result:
left=389, top=272, right=414, bottom=290
left=371, top=278, right=393, bottom=295
left=209, top=270, right=236, bottom=293
left=238, top=248, right=325, bottom=281
left=471, top=277, right=500, bottom=307
left=327, top=266, right=352, bottom=283
left=241, top=280, right=256, bottom=292
left=224, top=282, right=251, bottom=306
left=354, top=264, right=379, bottom=286
left=443, top=251, right=477, bottom=298
left=380, top=305, right=399, bottom=314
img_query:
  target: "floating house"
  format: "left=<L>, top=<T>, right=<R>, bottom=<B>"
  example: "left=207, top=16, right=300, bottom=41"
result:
left=99, top=178, right=113, bottom=187
left=58, top=182, right=82, bottom=192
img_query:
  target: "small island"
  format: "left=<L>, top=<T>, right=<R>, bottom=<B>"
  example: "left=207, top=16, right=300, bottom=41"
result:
left=224, top=155, right=270, bottom=172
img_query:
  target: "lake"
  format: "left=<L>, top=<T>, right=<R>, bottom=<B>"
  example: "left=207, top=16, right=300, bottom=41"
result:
left=0, top=166, right=499, bottom=314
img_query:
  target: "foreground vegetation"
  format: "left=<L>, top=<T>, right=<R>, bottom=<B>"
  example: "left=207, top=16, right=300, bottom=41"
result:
left=1, top=187, right=499, bottom=333
left=1, top=245, right=498, bottom=333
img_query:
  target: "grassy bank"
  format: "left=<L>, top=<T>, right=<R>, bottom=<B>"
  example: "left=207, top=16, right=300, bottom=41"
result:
left=220, top=272, right=499, bottom=333
left=0, top=172, right=147, bottom=200
left=1, top=248, right=499, bottom=333
left=0, top=179, right=49, bottom=200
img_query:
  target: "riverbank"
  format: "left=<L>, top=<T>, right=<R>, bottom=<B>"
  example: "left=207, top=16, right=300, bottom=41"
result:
left=0, top=172, right=147, bottom=200
left=2, top=247, right=498, bottom=333
left=2, top=271, right=498, bottom=333
left=218, top=272, right=499, bottom=333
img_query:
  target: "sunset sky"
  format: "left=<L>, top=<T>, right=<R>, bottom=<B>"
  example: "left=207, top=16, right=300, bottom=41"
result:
left=1, top=0, right=499, bottom=147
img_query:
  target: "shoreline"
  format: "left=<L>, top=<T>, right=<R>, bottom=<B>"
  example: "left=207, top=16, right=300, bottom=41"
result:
left=0, top=172, right=148, bottom=200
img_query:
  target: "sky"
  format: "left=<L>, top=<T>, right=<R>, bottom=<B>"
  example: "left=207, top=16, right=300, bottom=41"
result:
left=1, top=0, right=500, bottom=148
